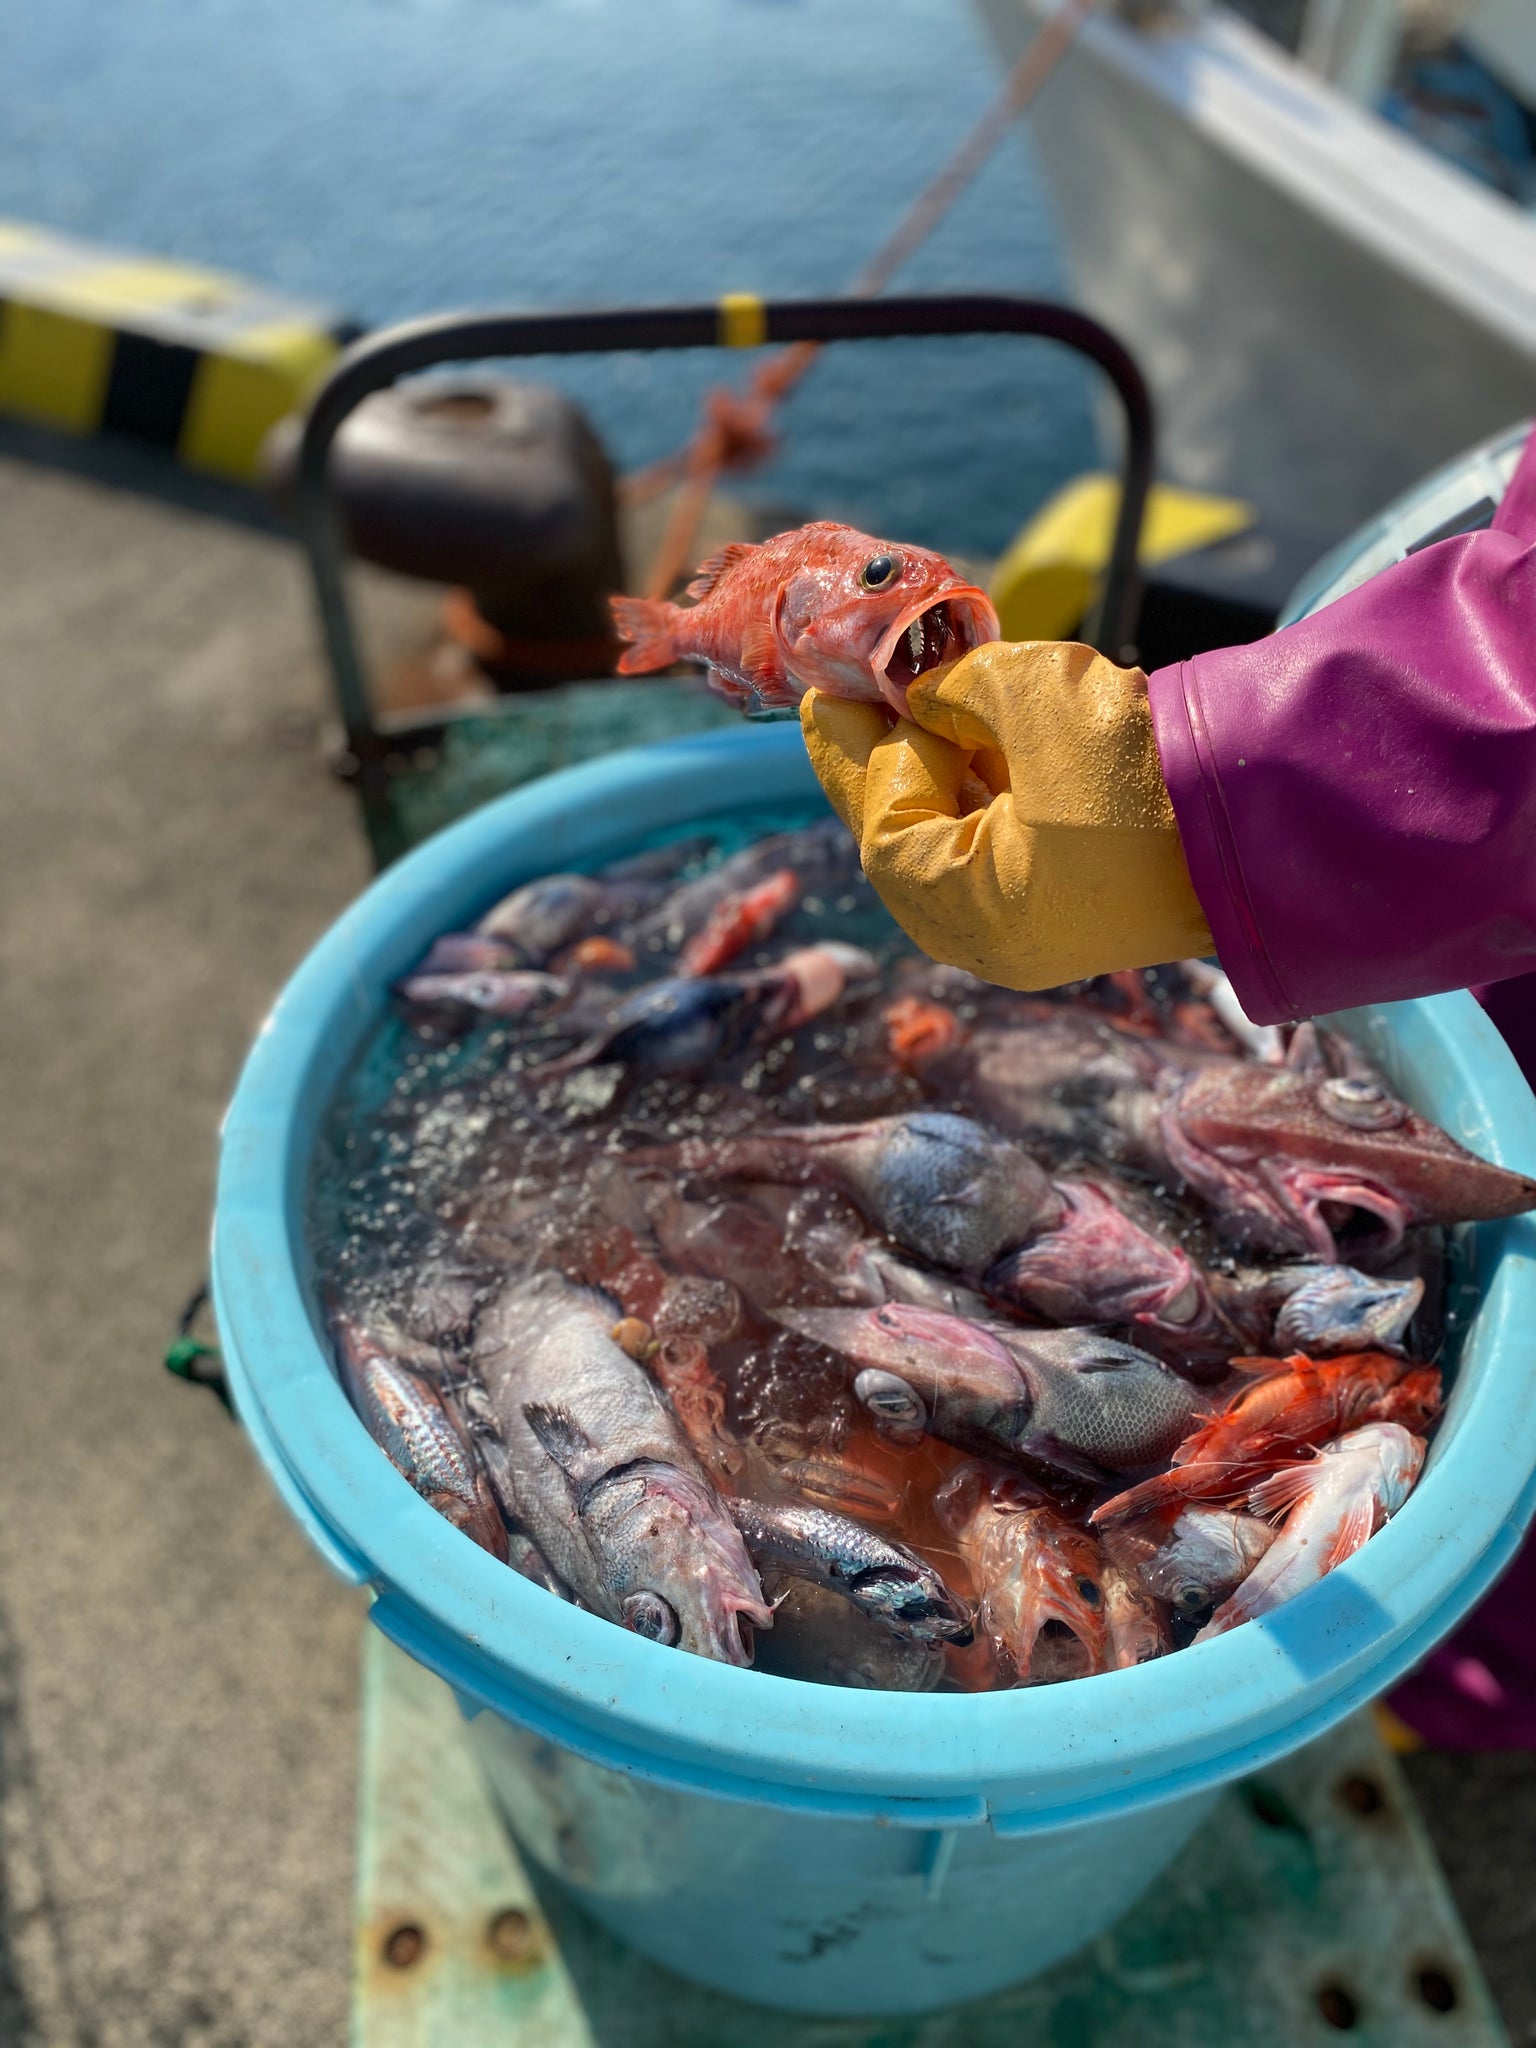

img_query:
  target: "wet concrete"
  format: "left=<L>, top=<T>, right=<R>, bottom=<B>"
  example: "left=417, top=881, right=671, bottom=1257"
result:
left=0, top=424, right=1532, bottom=2045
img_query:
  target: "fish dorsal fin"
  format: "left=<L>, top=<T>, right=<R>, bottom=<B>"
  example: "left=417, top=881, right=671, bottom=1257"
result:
left=523, top=1402, right=602, bottom=1486
left=738, top=613, right=787, bottom=692
left=1247, top=1458, right=1318, bottom=1522
left=686, top=542, right=756, bottom=601
left=1229, top=1353, right=1304, bottom=1378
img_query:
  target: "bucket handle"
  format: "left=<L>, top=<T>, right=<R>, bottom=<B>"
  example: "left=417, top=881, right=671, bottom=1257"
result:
left=293, top=294, right=1155, bottom=863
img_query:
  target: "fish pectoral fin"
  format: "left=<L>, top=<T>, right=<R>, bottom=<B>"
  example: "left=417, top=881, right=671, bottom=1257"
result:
left=523, top=1402, right=603, bottom=1486
left=739, top=616, right=788, bottom=693
left=1247, top=1459, right=1318, bottom=1521
left=1319, top=1493, right=1379, bottom=1572
left=1025, top=1434, right=1113, bottom=1487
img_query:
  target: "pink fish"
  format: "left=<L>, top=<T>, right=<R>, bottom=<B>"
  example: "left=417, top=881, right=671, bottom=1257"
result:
left=1195, top=1422, right=1425, bottom=1639
left=610, top=521, right=999, bottom=714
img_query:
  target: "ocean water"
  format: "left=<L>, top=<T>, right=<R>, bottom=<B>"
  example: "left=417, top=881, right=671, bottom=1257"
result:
left=0, top=0, right=1096, bottom=553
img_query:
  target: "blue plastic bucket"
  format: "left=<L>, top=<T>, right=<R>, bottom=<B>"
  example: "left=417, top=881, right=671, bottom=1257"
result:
left=214, top=723, right=1536, bottom=2015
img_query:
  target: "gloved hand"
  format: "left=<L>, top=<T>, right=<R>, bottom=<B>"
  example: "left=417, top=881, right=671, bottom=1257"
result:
left=800, top=639, right=1213, bottom=990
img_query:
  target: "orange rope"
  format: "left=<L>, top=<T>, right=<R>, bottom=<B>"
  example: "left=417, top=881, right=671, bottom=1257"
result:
left=631, top=0, right=1096, bottom=601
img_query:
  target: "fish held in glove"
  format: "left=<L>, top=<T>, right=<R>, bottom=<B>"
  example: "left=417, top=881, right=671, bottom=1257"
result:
left=610, top=522, right=998, bottom=715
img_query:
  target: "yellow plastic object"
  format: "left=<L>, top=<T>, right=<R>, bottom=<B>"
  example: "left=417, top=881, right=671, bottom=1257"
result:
left=1372, top=1702, right=1425, bottom=1755
left=800, top=640, right=1213, bottom=991
left=0, top=217, right=348, bottom=479
left=717, top=293, right=768, bottom=349
left=990, top=473, right=1254, bottom=642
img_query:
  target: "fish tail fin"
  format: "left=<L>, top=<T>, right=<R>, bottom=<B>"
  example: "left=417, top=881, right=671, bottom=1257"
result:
left=610, top=595, right=681, bottom=674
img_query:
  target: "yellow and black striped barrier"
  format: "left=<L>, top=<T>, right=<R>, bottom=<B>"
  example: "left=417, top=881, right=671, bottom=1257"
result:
left=0, top=219, right=355, bottom=481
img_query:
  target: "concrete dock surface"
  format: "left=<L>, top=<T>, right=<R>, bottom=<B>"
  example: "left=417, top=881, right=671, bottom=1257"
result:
left=0, top=426, right=1532, bottom=2046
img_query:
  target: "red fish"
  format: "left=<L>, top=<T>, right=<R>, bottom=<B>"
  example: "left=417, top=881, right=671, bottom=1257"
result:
left=679, top=869, right=800, bottom=977
left=937, top=1465, right=1110, bottom=1685
left=884, top=995, right=966, bottom=1071
left=1092, top=1352, right=1441, bottom=1528
left=609, top=522, right=999, bottom=715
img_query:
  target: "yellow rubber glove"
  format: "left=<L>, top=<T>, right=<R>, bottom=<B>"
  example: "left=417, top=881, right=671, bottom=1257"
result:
left=800, top=639, right=1213, bottom=990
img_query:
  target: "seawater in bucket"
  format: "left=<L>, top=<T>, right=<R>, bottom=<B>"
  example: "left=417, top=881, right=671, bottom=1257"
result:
left=214, top=723, right=1536, bottom=2016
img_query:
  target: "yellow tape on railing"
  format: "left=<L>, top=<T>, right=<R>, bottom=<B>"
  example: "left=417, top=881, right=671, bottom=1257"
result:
left=717, top=293, right=767, bottom=349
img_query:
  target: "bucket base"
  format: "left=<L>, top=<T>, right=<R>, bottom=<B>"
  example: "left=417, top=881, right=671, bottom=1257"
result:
left=355, top=1632, right=1505, bottom=2042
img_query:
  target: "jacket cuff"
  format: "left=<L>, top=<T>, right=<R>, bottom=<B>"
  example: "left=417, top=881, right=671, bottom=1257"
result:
left=1146, top=657, right=1296, bottom=1026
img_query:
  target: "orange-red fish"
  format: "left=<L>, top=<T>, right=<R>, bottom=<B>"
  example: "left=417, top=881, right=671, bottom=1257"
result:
left=610, top=521, right=999, bottom=715
left=938, top=1465, right=1110, bottom=1685
left=557, top=934, right=636, bottom=976
left=679, top=869, right=800, bottom=977
left=884, top=995, right=966, bottom=1071
left=1196, top=1423, right=1425, bottom=1639
left=1092, top=1352, right=1440, bottom=1528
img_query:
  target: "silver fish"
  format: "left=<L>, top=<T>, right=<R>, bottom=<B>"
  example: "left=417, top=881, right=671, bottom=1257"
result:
left=330, top=1308, right=508, bottom=1561
left=783, top=1302, right=1208, bottom=1483
left=476, top=868, right=666, bottom=963
left=651, top=1114, right=1239, bottom=1366
left=506, top=1529, right=576, bottom=1600
left=471, top=1272, right=772, bottom=1663
left=1271, top=1264, right=1425, bottom=1356
left=415, top=932, right=524, bottom=977
left=751, top=1578, right=945, bottom=1691
left=396, top=969, right=569, bottom=1018
left=1126, top=1507, right=1278, bottom=1620
left=726, top=1496, right=971, bottom=1644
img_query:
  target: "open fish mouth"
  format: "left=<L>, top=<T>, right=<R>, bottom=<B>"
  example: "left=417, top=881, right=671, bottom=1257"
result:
left=1268, top=1165, right=1411, bottom=1262
left=873, top=587, right=1000, bottom=711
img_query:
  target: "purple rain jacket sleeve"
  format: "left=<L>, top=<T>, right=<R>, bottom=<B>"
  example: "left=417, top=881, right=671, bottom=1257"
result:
left=1147, top=426, right=1536, bottom=1026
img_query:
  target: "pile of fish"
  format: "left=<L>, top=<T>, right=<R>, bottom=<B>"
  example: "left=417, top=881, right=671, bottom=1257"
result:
left=312, top=819, right=1536, bottom=1691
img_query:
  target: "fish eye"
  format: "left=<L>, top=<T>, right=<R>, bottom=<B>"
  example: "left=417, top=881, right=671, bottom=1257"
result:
left=1317, top=1076, right=1406, bottom=1130
left=853, top=1367, right=926, bottom=1428
left=859, top=552, right=902, bottom=591
left=621, top=1591, right=680, bottom=1645
left=1076, top=1577, right=1102, bottom=1607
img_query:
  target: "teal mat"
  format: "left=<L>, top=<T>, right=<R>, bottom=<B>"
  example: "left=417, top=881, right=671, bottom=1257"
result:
left=354, top=1632, right=1506, bottom=2048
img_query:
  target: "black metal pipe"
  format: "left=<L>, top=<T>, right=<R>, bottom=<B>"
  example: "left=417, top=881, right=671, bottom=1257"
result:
left=295, top=294, right=1155, bottom=798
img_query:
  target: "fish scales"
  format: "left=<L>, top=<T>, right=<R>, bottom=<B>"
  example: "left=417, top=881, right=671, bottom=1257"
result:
left=472, top=1271, right=770, bottom=1663
left=610, top=522, right=998, bottom=716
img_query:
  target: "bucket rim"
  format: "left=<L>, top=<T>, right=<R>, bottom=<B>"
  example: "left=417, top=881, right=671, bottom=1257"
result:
left=214, top=722, right=1536, bottom=1821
